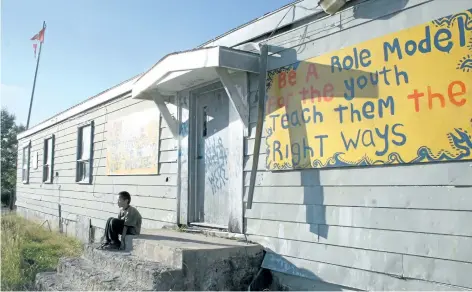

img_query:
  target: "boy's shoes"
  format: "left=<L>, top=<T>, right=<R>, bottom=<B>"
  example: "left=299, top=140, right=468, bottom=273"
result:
left=103, top=244, right=120, bottom=250
left=96, top=242, right=120, bottom=250
left=96, top=242, right=108, bottom=250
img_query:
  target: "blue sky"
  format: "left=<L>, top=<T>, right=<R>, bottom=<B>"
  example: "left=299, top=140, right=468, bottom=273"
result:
left=1, top=0, right=293, bottom=126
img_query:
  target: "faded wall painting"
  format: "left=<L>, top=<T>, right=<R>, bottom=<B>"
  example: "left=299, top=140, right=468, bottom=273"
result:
left=106, top=108, right=160, bottom=175
left=265, top=9, right=472, bottom=170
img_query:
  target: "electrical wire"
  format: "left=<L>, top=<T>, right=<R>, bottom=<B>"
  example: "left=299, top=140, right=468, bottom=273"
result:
left=262, top=3, right=321, bottom=46
left=263, top=4, right=296, bottom=45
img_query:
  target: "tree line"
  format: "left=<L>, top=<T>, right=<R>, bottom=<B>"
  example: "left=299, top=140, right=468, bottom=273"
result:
left=1, top=108, right=25, bottom=209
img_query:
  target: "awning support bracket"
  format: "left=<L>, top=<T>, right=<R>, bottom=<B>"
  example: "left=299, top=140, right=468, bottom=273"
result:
left=215, top=67, right=249, bottom=128
left=246, top=44, right=268, bottom=210
left=148, top=91, right=179, bottom=139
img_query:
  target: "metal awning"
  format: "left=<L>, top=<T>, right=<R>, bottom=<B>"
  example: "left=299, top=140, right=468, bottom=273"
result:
left=132, top=46, right=260, bottom=99
left=131, top=44, right=268, bottom=212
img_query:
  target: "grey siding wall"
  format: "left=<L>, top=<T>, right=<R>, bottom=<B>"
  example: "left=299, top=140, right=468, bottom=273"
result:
left=16, top=94, right=178, bottom=240
left=243, top=0, right=472, bottom=290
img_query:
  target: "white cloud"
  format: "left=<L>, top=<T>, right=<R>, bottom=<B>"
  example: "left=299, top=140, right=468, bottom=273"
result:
left=0, top=83, right=29, bottom=124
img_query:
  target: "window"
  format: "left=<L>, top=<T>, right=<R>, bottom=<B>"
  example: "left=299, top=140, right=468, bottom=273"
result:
left=22, top=142, right=31, bottom=183
left=43, top=135, right=55, bottom=183
left=76, top=121, right=94, bottom=183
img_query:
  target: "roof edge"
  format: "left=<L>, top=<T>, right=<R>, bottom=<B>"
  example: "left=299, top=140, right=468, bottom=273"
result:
left=197, top=0, right=303, bottom=48
left=18, top=74, right=142, bottom=140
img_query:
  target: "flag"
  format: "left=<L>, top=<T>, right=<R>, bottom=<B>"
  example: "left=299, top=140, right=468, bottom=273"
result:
left=33, top=43, right=38, bottom=58
left=31, top=27, right=45, bottom=43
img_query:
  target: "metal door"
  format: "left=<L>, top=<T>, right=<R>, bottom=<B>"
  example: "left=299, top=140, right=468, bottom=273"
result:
left=194, top=88, right=230, bottom=227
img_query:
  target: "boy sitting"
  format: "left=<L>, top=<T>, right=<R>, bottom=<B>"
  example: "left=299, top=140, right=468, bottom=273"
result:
left=99, top=191, right=142, bottom=250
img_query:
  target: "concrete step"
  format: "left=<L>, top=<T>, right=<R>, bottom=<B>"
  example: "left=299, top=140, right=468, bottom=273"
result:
left=83, top=244, right=183, bottom=290
left=125, top=229, right=264, bottom=290
left=125, top=236, right=183, bottom=269
left=35, top=272, right=73, bottom=291
left=35, top=229, right=264, bottom=291
left=57, top=257, right=150, bottom=291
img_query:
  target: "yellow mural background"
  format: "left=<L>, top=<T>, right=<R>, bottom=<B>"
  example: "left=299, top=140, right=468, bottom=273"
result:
left=106, top=108, right=160, bottom=175
left=265, top=9, right=472, bottom=170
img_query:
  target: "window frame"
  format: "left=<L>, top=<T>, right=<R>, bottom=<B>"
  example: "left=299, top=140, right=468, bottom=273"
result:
left=76, top=121, right=94, bottom=184
left=42, top=135, right=55, bottom=184
left=21, top=141, right=31, bottom=184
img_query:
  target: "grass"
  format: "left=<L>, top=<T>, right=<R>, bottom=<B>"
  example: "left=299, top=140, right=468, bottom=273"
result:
left=1, top=214, right=82, bottom=291
left=176, top=224, right=188, bottom=232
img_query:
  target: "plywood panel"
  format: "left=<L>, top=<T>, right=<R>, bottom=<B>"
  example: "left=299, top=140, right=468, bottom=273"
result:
left=106, top=108, right=161, bottom=175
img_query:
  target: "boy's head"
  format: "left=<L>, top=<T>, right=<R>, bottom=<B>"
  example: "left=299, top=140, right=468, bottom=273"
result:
left=117, top=191, right=131, bottom=208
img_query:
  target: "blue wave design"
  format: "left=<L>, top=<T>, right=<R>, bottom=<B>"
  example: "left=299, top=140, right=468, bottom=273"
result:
left=266, top=128, right=472, bottom=170
left=431, top=9, right=472, bottom=30
left=457, top=55, right=472, bottom=72
left=460, top=59, right=472, bottom=69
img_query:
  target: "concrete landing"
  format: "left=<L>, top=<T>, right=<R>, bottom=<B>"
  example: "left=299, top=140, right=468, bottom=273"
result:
left=35, top=229, right=264, bottom=291
left=127, top=228, right=254, bottom=250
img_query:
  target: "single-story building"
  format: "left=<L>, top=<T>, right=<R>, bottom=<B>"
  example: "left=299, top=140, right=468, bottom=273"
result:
left=16, top=0, right=472, bottom=290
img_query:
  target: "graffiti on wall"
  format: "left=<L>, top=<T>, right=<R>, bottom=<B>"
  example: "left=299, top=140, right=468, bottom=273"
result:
left=178, top=119, right=190, bottom=164
left=106, top=108, right=160, bottom=175
left=179, top=119, right=189, bottom=137
left=265, top=9, right=472, bottom=170
left=205, top=137, right=228, bottom=194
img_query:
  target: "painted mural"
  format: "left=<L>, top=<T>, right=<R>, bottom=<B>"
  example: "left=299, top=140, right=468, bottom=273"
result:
left=265, top=9, right=472, bottom=170
left=106, top=108, right=160, bottom=175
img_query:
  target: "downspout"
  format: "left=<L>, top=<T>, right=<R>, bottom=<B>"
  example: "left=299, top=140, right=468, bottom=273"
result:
left=246, top=44, right=268, bottom=210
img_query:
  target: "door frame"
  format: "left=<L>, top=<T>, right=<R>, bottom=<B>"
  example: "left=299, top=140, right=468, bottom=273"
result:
left=185, top=79, right=246, bottom=233
left=187, top=82, right=226, bottom=225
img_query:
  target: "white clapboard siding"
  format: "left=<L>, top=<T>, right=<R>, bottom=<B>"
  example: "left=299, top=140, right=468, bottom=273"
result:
left=18, top=184, right=177, bottom=199
left=246, top=203, right=472, bottom=236
left=262, top=253, right=463, bottom=291
left=16, top=94, right=179, bottom=232
left=243, top=162, right=472, bottom=186
left=243, top=185, right=472, bottom=211
left=249, top=235, right=403, bottom=276
left=246, top=219, right=472, bottom=263
left=403, top=255, right=472, bottom=288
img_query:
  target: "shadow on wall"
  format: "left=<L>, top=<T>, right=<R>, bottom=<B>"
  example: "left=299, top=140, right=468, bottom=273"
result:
left=264, top=45, right=379, bottom=240
left=262, top=250, right=359, bottom=291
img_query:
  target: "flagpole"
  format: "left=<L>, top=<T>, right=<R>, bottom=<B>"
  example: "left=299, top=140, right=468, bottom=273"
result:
left=26, top=21, right=46, bottom=130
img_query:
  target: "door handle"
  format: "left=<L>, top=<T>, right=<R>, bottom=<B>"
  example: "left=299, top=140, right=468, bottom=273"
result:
left=197, top=155, right=203, bottom=159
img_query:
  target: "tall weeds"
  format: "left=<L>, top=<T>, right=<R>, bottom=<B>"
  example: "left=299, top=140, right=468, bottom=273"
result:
left=1, top=214, right=82, bottom=290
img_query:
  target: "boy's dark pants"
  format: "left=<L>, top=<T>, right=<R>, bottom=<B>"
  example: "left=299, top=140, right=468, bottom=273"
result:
left=104, top=217, right=131, bottom=246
